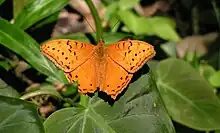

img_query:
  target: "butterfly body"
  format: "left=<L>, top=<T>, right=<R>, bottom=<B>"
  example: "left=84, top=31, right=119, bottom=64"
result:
left=41, top=39, right=155, bottom=99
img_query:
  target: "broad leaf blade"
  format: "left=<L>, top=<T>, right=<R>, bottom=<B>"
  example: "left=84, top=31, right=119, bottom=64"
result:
left=44, top=72, right=175, bottom=133
left=156, top=58, right=220, bottom=130
left=14, top=0, right=70, bottom=29
left=118, top=10, right=181, bottom=41
left=0, top=96, right=44, bottom=133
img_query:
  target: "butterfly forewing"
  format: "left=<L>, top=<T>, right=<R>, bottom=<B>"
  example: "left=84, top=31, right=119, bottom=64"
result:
left=107, top=40, right=155, bottom=73
left=40, top=39, right=95, bottom=72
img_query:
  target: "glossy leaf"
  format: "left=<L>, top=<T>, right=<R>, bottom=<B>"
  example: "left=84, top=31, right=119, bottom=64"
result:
left=0, top=96, right=44, bottom=133
left=44, top=72, right=175, bottom=133
left=156, top=58, right=220, bottom=130
left=0, top=18, right=66, bottom=83
left=14, top=0, right=70, bottom=29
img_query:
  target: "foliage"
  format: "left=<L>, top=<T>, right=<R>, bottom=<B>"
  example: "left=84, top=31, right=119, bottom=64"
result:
left=0, top=0, right=220, bottom=133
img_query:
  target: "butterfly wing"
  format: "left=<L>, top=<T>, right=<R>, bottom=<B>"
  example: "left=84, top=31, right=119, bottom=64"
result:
left=100, top=57, right=133, bottom=100
left=107, top=40, right=155, bottom=73
left=40, top=39, right=95, bottom=72
left=65, top=55, right=98, bottom=94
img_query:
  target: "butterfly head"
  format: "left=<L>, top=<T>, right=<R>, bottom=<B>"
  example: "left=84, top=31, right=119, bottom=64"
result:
left=97, top=40, right=105, bottom=47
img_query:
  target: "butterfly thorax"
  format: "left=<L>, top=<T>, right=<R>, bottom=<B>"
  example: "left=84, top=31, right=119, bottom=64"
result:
left=94, top=40, right=108, bottom=86
left=95, top=40, right=105, bottom=57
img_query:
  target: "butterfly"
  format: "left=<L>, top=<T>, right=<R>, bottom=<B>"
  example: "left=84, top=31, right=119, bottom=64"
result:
left=40, top=39, right=155, bottom=99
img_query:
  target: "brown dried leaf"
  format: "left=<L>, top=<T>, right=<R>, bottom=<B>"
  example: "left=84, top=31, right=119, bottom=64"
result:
left=176, top=32, right=219, bottom=57
left=135, top=0, right=170, bottom=17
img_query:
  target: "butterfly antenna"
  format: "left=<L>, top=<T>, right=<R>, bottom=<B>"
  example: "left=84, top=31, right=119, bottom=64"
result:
left=84, top=16, right=96, bottom=33
left=111, top=19, right=120, bottom=30
left=84, top=16, right=104, bottom=41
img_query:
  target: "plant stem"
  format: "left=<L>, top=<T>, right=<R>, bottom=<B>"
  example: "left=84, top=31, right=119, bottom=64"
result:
left=192, top=5, right=199, bottom=34
left=85, top=0, right=103, bottom=42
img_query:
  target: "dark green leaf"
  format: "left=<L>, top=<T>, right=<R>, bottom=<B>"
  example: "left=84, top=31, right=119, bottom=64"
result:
left=0, top=60, right=11, bottom=71
left=0, top=79, right=20, bottom=98
left=14, top=0, right=70, bottom=29
left=0, top=95, right=45, bottom=133
left=0, top=0, right=5, bottom=5
left=0, top=18, right=66, bottom=83
left=44, top=72, right=175, bottom=133
left=156, top=58, right=220, bottom=130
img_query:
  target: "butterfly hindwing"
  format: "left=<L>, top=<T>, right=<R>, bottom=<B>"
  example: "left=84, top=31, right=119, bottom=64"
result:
left=107, top=40, right=155, bottom=73
left=100, top=57, right=133, bottom=99
left=41, top=39, right=95, bottom=72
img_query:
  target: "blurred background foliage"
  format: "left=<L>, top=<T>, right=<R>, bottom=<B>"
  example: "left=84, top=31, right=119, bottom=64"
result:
left=0, top=0, right=220, bottom=133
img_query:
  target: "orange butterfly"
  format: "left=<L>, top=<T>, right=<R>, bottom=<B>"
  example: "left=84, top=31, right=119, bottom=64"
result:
left=40, top=39, right=155, bottom=99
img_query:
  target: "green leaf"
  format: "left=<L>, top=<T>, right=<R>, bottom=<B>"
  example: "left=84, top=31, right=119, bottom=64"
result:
left=13, top=0, right=29, bottom=18
left=44, top=72, right=175, bottom=133
left=0, top=60, right=11, bottom=71
left=118, top=0, right=140, bottom=10
left=29, top=11, right=59, bottom=31
left=20, top=83, right=63, bottom=102
left=156, top=58, right=220, bottom=130
left=0, top=96, right=45, bottom=133
left=57, top=32, right=131, bottom=45
left=148, top=17, right=181, bottom=41
left=209, top=71, right=220, bottom=87
left=0, top=18, right=65, bottom=83
left=118, top=10, right=181, bottom=41
left=104, top=3, right=120, bottom=32
left=0, top=0, right=5, bottom=5
left=14, top=0, right=70, bottom=29
left=160, top=42, right=177, bottom=57
left=199, top=64, right=216, bottom=82
left=0, top=79, right=20, bottom=98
